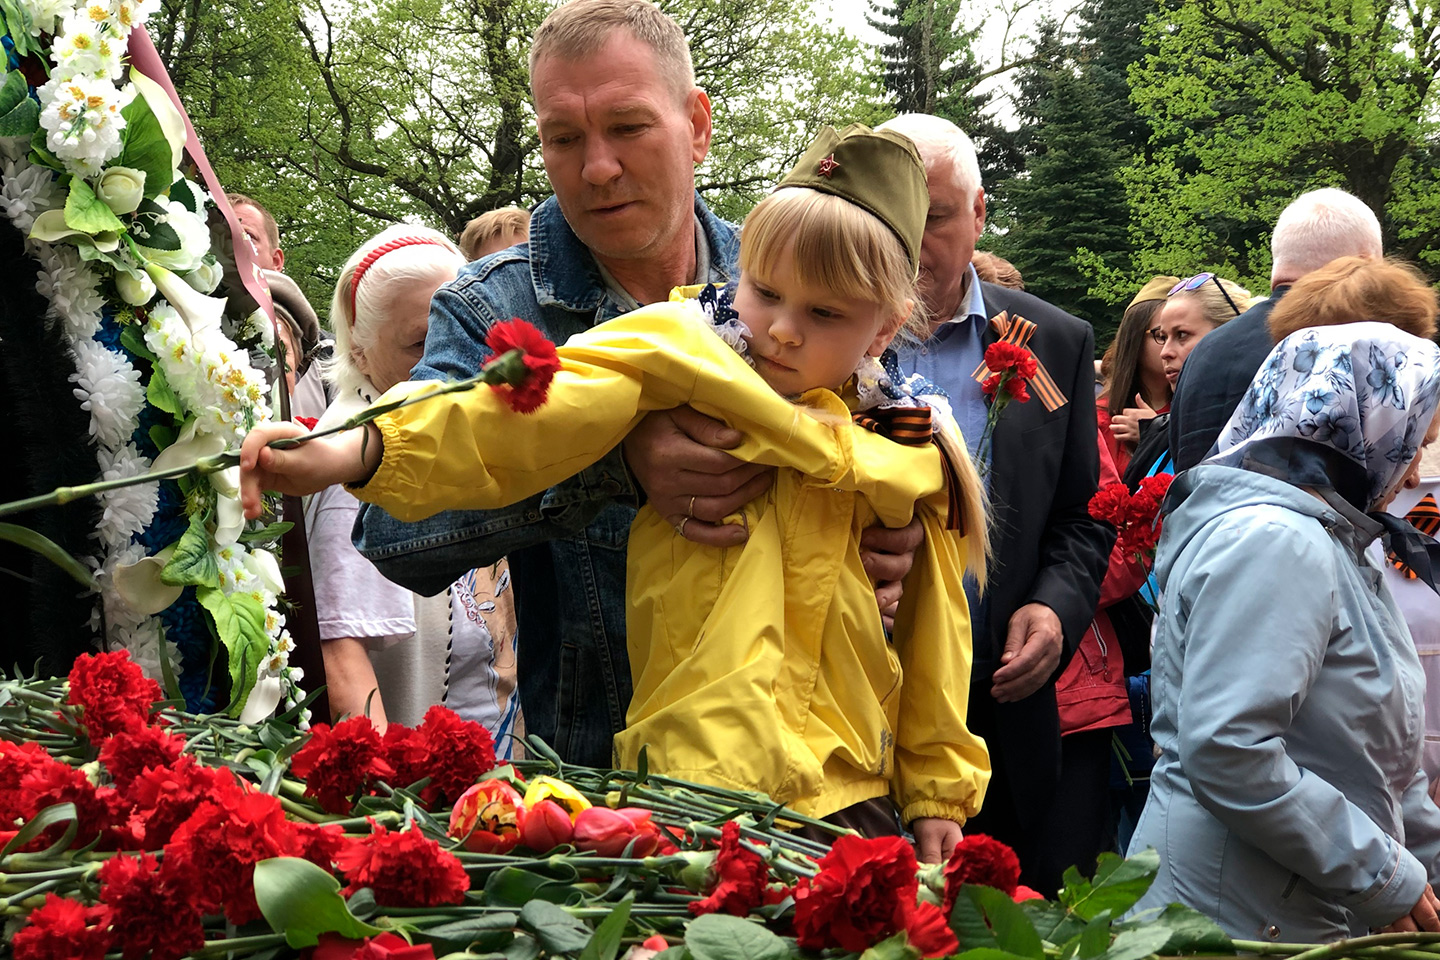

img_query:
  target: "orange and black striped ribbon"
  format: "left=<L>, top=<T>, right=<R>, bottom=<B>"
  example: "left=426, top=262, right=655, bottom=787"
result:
left=1390, top=493, right=1440, bottom=578
left=970, top=311, right=1068, bottom=412
left=852, top=406, right=964, bottom=533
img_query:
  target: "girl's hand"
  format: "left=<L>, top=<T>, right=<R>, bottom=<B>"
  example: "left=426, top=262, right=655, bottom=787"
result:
left=912, top=817, right=962, bottom=864
left=239, top=421, right=379, bottom=518
left=1110, top=394, right=1159, bottom=447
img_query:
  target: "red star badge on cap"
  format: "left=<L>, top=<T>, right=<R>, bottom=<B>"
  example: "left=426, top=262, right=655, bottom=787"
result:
left=817, top=154, right=840, bottom=177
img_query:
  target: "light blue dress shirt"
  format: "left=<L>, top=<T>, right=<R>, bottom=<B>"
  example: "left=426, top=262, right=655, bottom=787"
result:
left=893, top=264, right=989, bottom=460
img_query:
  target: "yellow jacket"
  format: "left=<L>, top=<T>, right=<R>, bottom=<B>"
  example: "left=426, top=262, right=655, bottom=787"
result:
left=355, top=300, right=990, bottom=823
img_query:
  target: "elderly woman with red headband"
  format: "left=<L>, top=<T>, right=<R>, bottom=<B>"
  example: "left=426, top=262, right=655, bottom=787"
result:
left=299, top=224, right=523, bottom=748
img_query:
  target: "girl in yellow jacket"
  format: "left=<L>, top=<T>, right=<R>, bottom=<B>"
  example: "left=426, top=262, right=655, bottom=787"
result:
left=238, top=125, right=991, bottom=859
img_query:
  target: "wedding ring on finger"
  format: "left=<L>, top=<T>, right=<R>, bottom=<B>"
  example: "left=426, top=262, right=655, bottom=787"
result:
left=687, top=495, right=698, bottom=519
left=674, top=517, right=690, bottom=537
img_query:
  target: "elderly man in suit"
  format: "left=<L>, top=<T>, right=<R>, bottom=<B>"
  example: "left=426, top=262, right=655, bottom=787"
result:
left=879, top=114, right=1113, bottom=895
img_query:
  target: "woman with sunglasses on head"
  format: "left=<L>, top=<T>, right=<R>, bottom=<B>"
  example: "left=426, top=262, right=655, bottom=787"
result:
left=1121, top=272, right=1254, bottom=488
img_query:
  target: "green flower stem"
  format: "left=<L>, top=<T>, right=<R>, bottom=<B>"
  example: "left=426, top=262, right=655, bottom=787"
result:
left=0, top=863, right=97, bottom=886
left=278, top=795, right=332, bottom=824
left=0, top=877, right=71, bottom=909
left=1286, top=933, right=1440, bottom=960
left=0, top=348, right=528, bottom=518
left=188, top=933, right=290, bottom=957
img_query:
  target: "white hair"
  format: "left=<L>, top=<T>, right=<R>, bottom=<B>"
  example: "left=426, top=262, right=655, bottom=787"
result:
left=1271, top=188, right=1383, bottom=283
left=324, top=224, right=465, bottom=399
left=877, top=113, right=982, bottom=201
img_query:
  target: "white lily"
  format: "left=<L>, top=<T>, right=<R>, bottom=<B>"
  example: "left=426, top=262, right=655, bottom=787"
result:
left=147, top=262, right=226, bottom=338
left=111, top=544, right=182, bottom=616
left=214, top=478, right=245, bottom=546
left=242, top=547, right=285, bottom=596
left=239, top=673, right=283, bottom=724
left=150, top=418, right=224, bottom=473
left=129, top=69, right=185, bottom=178
left=29, top=208, right=120, bottom=251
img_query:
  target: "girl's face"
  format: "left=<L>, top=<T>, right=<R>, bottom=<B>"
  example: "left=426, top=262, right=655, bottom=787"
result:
left=356, top=273, right=451, bottom=393
left=1155, top=297, right=1218, bottom=386
left=735, top=243, right=906, bottom=396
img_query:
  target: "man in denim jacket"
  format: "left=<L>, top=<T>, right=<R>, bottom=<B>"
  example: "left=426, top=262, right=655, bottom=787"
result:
left=355, top=0, right=921, bottom=767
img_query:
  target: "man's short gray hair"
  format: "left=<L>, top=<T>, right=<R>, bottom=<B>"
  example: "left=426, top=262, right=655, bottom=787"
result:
left=877, top=113, right=982, bottom=201
left=529, top=0, right=695, bottom=103
left=1271, top=188, right=1383, bottom=281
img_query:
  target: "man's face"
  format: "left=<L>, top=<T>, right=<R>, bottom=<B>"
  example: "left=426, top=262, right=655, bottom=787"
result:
left=532, top=30, right=712, bottom=267
left=235, top=204, right=284, bottom=272
left=916, top=154, right=984, bottom=325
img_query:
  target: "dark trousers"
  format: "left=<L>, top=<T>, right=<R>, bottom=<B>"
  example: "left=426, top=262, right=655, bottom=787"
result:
left=966, top=727, right=1115, bottom=897
left=795, top=796, right=903, bottom=843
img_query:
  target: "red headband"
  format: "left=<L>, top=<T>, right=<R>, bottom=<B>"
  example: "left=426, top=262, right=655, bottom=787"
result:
left=349, top=236, right=451, bottom=321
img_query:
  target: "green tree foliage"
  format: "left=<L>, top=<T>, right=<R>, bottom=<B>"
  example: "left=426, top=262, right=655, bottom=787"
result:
left=152, top=0, right=884, bottom=317
left=1120, top=0, right=1440, bottom=299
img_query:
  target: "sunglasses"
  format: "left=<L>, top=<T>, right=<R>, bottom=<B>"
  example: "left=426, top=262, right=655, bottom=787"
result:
left=1169, top=272, right=1243, bottom=316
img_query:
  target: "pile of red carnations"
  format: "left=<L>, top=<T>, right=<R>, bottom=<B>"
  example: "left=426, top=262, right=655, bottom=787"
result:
left=1089, top=474, right=1176, bottom=563
left=0, top=651, right=1046, bottom=960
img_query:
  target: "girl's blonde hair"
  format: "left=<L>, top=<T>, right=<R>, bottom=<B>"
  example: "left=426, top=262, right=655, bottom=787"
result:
left=1167, top=274, right=1254, bottom=328
left=740, top=187, right=989, bottom=585
left=324, top=224, right=465, bottom=398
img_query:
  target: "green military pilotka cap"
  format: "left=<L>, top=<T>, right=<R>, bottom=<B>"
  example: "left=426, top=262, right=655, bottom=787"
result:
left=775, top=123, right=930, bottom=279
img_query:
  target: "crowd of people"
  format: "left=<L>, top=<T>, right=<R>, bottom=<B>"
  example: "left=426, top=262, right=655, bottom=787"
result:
left=227, top=0, right=1440, bottom=942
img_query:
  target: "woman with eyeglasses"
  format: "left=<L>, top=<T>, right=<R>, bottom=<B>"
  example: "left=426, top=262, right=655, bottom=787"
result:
left=1121, top=273, right=1255, bottom=488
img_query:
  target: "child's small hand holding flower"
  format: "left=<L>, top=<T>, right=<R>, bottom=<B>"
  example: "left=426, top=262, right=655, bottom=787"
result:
left=238, top=421, right=380, bottom=518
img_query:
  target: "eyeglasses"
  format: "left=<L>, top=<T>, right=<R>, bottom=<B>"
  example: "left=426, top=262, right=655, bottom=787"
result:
left=1169, top=272, right=1242, bottom=316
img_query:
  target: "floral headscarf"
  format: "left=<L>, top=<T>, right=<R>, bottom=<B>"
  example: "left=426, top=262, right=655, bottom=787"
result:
left=1209, top=321, right=1440, bottom=509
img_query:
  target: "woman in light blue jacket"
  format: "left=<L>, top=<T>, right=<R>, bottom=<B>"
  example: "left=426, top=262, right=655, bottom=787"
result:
left=1130, top=321, right=1440, bottom=942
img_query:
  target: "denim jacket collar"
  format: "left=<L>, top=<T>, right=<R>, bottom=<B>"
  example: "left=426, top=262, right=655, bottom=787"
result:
left=529, top=193, right=739, bottom=315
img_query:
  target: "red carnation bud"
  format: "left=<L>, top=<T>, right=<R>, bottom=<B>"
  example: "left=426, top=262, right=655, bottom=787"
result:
left=520, top=798, right=575, bottom=852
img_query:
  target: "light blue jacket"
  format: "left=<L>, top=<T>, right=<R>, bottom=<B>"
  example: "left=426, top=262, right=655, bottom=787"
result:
left=1129, top=466, right=1440, bottom=941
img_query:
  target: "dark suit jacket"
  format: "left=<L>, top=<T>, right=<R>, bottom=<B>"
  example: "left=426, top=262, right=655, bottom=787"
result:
left=1168, top=289, right=1288, bottom=472
left=968, top=283, right=1114, bottom=824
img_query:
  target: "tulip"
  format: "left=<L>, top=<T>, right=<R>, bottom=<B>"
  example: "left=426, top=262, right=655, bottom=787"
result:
left=572, top=806, right=662, bottom=857
left=448, top=780, right=525, bottom=854
left=519, top=798, right=574, bottom=852
left=522, top=775, right=591, bottom=820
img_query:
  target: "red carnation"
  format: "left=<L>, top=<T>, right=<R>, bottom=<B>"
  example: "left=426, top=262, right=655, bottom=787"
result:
left=99, top=724, right=186, bottom=788
left=310, top=931, right=438, bottom=960
left=984, top=341, right=1039, bottom=379
left=689, top=821, right=769, bottom=917
left=161, top=790, right=299, bottom=924
left=411, top=706, right=496, bottom=807
left=294, top=821, right=351, bottom=870
left=335, top=823, right=469, bottom=907
left=67, top=650, right=161, bottom=738
left=793, top=835, right=919, bottom=953
left=11, top=893, right=112, bottom=960
left=1005, top=375, right=1030, bottom=402
left=295, top=416, right=319, bottom=430
left=20, top=753, right=131, bottom=849
left=99, top=853, right=205, bottom=960
left=485, top=318, right=560, bottom=414
left=290, top=716, right=395, bottom=813
left=942, top=833, right=1023, bottom=916
left=905, top=901, right=960, bottom=958
left=981, top=372, right=1003, bottom=400
left=124, top=755, right=244, bottom=848
left=0, top=740, right=59, bottom=821
left=1087, top=482, right=1131, bottom=528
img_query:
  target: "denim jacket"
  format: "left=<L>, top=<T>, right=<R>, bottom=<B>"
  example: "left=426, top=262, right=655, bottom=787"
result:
left=353, top=194, right=740, bottom=766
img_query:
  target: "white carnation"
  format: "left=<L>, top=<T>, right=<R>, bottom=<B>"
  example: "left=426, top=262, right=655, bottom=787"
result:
left=70, top=338, right=145, bottom=448
left=37, top=75, right=131, bottom=176
left=0, top=156, right=61, bottom=234
left=95, top=442, right=157, bottom=548
left=51, top=12, right=125, bottom=81
left=20, top=0, right=73, bottom=36
left=110, top=615, right=177, bottom=681
left=36, top=244, right=106, bottom=340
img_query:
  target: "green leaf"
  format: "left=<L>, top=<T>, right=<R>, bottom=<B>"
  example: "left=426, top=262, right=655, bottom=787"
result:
left=684, top=913, right=790, bottom=960
left=0, top=2, right=37, bottom=57
left=1059, top=850, right=1158, bottom=922
left=157, top=624, right=184, bottom=702
left=860, top=931, right=921, bottom=960
left=952, top=951, right=1049, bottom=960
left=2, top=802, right=78, bottom=858
left=1076, top=911, right=1112, bottom=959
left=129, top=196, right=182, bottom=251
left=518, top=901, right=592, bottom=954
left=120, top=323, right=158, bottom=362
left=196, top=584, right=270, bottom=717
left=1102, top=924, right=1173, bottom=960
left=420, top=913, right=520, bottom=943
left=170, top=177, right=199, bottom=212
left=161, top=511, right=219, bottom=587
left=28, top=127, right=62, bottom=173
left=965, top=886, right=1044, bottom=960
left=950, top=881, right=1000, bottom=950
left=0, top=523, right=96, bottom=589
left=653, top=948, right=692, bottom=960
left=1020, top=900, right=1085, bottom=948
left=1114, top=904, right=1233, bottom=956
left=146, top=365, right=184, bottom=418
left=253, top=856, right=383, bottom=948
left=578, top=896, right=632, bottom=960
left=239, top=521, right=294, bottom=544
left=149, top=424, right=177, bottom=451
left=117, top=94, right=175, bottom=200
left=64, top=177, right=127, bottom=235
left=0, top=70, right=27, bottom=116
left=0, top=70, right=37, bottom=137
left=504, top=935, right=543, bottom=960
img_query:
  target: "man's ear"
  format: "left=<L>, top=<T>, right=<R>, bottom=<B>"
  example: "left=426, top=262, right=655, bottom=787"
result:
left=868, top=299, right=915, bottom=356
left=689, top=89, right=713, bottom=165
left=273, top=248, right=285, bottom=271
left=973, top=188, right=987, bottom=235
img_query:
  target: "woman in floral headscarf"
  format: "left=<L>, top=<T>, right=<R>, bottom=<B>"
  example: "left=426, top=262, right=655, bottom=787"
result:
left=1129, top=322, right=1440, bottom=942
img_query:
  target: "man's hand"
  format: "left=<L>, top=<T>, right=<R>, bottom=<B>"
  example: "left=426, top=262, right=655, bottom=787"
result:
left=239, top=421, right=376, bottom=519
left=623, top=406, right=773, bottom=547
left=912, top=817, right=962, bottom=864
left=1381, top=885, right=1440, bottom=933
left=992, top=602, right=1064, bottom=703
left=860, top=519, right=924, bottom=630
left=1110, top=394, right=1159, bottom=447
